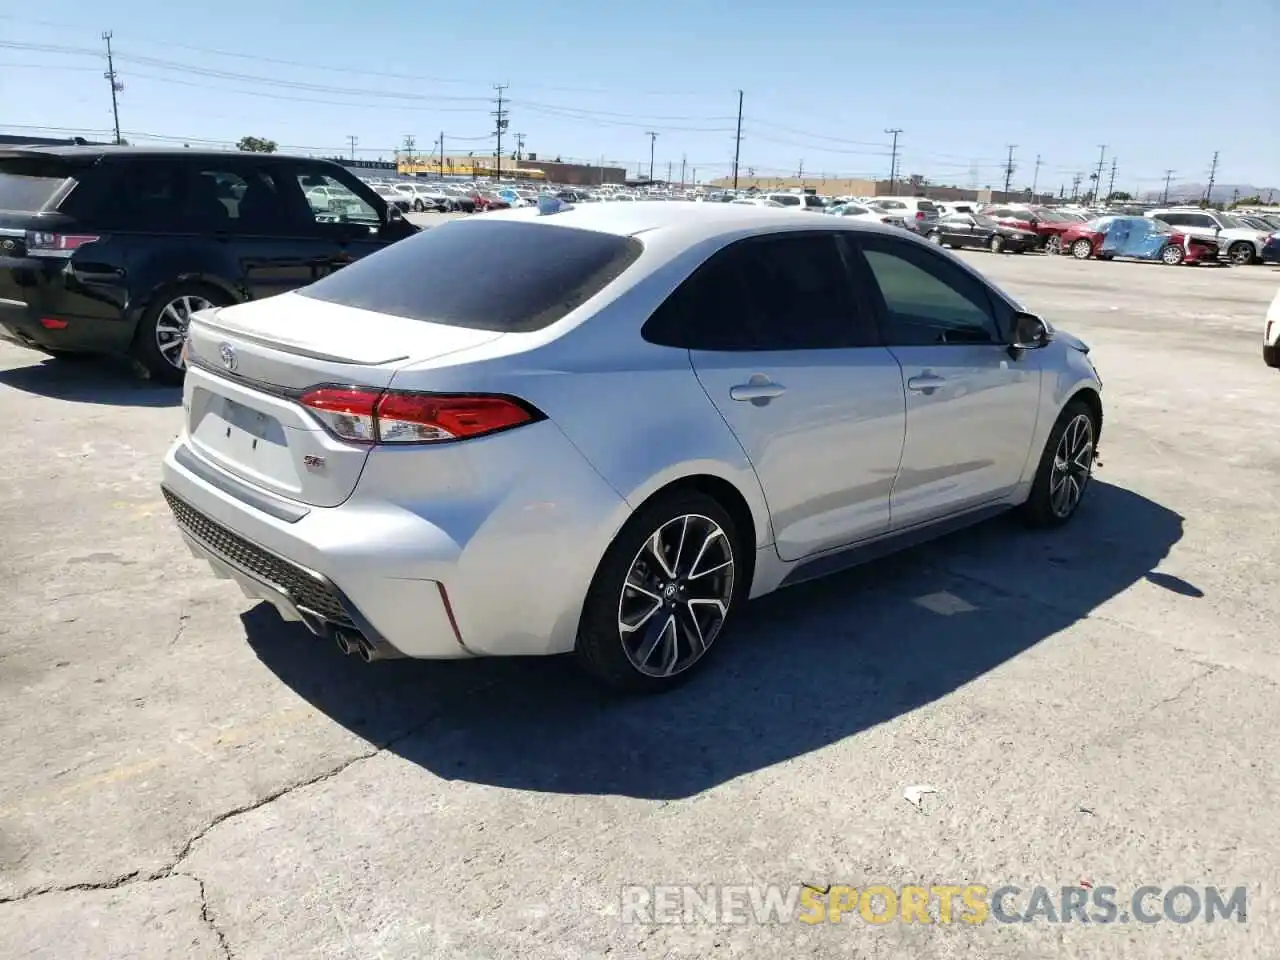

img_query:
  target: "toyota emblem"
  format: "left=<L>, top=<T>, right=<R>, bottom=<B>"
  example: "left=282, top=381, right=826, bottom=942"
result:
left=219, top=343, right=236, bottom=371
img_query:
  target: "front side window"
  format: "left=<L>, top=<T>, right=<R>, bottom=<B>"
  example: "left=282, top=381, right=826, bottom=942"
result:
left=643, top=233, right=870, bottom=351
left=851, top=235, right=1002, bottom=346
left=294, top=168, right=378, bottom=224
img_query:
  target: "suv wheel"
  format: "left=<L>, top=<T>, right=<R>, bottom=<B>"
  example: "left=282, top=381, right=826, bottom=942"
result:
left=576, top=491, right=743, bottom=693
left=1227, top=241, right=1256, bottom=265
left=1071, top=239, right=1093, bottom=259
left=132, top=284, right=227, bottom=385
left=1161, top=244, right=1185, bottom=266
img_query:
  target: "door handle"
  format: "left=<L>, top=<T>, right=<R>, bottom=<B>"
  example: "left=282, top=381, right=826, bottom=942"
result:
left=907, top=373, right=947, bottom=392
left=729, top=377, right=786, bottom=403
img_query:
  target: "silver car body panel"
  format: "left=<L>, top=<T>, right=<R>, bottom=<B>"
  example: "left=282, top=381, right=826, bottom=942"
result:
left=161, top=203, right=1102, bottom=660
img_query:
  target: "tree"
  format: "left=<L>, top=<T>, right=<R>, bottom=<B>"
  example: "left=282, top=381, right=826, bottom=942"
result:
left=1233, top=195, right=1262, bottom=208
left=236, top=136, right=277, bottom=153
left=1107, top=191, right=1132, bottom=201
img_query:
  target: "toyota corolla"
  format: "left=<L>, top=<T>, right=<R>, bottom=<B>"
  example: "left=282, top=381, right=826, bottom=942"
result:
left=161, top=202, right=1103, bottom=693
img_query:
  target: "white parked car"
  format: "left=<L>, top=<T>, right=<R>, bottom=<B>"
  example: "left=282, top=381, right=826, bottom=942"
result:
left=765, top=192, right=827, bottom=212
left=1146, top=208, right=1269, bottom=265
left=1265, top=287, right=1280, bottom=369
left=828, top=202, right=907, bottom=229
left=162, top=203, right=1103, bottom=693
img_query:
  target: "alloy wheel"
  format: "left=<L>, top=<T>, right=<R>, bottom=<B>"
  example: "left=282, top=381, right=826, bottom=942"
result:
left=1229, top=244, right=1254, bottom=265
left=1072, top=239, right=1093, bottom=259
left=1049, top=414, right=1094, bottom=518
left=1161, top=245, right=1184, bottom=265
left=618, top=514, right=735, bottom=678
left=154, top=294, right=213, bottom=369
left=1045, top=235, right=1061, bottom=254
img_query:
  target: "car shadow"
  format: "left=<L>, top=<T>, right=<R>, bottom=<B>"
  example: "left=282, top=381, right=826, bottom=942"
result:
left=0, top=355, right=180, bottom=407
left=244, top=480, right=1187, bottom=800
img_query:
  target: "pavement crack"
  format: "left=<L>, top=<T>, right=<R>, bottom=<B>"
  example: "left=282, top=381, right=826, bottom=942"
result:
left=0, top=870, right=146, bottom=905
left=185, top=872, right=234, bottom=960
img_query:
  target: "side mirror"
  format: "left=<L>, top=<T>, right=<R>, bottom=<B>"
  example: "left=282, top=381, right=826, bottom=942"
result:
left=1011, top=312, right=1050, bottom=350
left=387, top=205, right=405, bottom=223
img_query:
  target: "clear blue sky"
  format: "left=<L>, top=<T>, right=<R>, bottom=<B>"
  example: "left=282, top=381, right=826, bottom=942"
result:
left=2, top=1, right=1276, bottom=193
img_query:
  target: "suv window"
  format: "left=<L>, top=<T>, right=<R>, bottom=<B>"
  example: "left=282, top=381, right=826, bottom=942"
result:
left=643, top=233, right=870, bottom=351
left=769, top=194, right=802, bottom=206
left=94, top=159, right=187, bottom=231
left=1184, top=213, right=1216, bottom=228
left=916, top=200, right=937, bottom=213
left=294, top=168, right=379, bottom=225
left=1154, top=213, right=1185, bottom=227
left=0, top=156, right=91, bottom=212
left=182, top=164, right=298, bottom=233
left=851, top=235, right=1002, bottom=346
left=298, top=219, right=642, bottom=332
left=804, top=195, right=825, bottom=208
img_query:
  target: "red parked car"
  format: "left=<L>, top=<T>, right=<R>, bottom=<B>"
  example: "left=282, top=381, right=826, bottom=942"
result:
left=980, top=205, right=1078, bottom=254
left=470, top=192, right=511, bottom=212
left=1060, top=215, right=1218, bottom=265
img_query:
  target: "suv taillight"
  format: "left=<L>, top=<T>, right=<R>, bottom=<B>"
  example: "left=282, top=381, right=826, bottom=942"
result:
left=25, top=232, right=100, bottom=255
left=915, top=211, right=925, bottom=220
left=300, top=387, right=543, bottom=445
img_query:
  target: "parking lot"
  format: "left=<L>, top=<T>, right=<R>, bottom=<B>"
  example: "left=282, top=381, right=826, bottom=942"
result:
left=1, top=253, right=1277, bottom=958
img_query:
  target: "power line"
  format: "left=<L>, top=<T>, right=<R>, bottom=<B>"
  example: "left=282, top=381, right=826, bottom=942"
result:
left=885, top=129, right=902, bottom=194
left=102, top=31, right=123, bottom=145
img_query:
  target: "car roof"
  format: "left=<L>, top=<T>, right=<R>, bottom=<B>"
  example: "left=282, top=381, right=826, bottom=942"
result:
left=0, top=145, right=320, bottom=163
left=476, top=200, right=901, bottom=245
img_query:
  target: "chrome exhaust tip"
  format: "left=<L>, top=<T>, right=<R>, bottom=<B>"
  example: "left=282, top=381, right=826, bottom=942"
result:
left=335, top=630, right=361, bottom=656
left=356, top=637, right=381, bottom=663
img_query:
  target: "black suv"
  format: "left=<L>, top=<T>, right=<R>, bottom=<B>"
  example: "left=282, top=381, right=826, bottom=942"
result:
left=0, top=146, right=418, bottom=383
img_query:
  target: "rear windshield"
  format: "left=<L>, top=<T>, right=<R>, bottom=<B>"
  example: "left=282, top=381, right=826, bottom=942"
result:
left=916, top=200, right=937, bottom=212
left=769, top=194, right=802, bottom=206
left=0, top=156, right=88, bottom=212
left=297, top=218, right=643, bottom=332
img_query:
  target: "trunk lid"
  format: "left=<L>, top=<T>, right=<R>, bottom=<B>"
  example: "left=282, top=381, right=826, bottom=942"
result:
left=183, top=292, right=504, bottom=507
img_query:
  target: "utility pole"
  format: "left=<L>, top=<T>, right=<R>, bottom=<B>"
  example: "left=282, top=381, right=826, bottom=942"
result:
left=797, top=159, right=804, bottom=182
left=692, top=168, right=697, bottom=187
left=1105, top=158, right=1117, bottom=201
left=1071, top=172, right=1083, bottom=201
left=885, top=128, right=902, bottom=194
left=1204, top=150, right=1219, bottom=203
left=680, top=153, right=687, bottom=189
left=346, top=134, right=358, bottom=161
left=102, top=31, right=123, bottom=145
left=666, top=160, right=673, bottom=183
left=492, top=84, right=509, bottom=181
left=645, top=131, right=658, bottom=182
left=514, top=132, right=525, bottom=162
left=732, top=90, right=744, bottom=191
left=1162, top=169, right=1175, bottom=204
left=1092, top=145, right=1107, bottom=203
left=1003, top=145, right=1017, bottom=195
left=1031, top=154, right=1042, bottom=199
left=438, top=131, right=445, bottom=175
left=402, top=134, right=416, bottom=169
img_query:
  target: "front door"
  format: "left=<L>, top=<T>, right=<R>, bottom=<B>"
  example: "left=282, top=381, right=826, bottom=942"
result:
left=847, top=233, right=1043, bottom=530
left=649, top=231, right=906, bottom=561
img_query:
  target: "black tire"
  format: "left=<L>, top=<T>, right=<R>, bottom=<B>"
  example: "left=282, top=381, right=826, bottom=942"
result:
left=1071, top=238, right=1093, bottom=260
left=989, top=235, right=1005, bottom=254
left=927, top=231, right=944, bottom=245
left=1021, top=399, right=1099, bottom=529
left=131, top=282, right=231, bottom=385
left=1044, top=235, right=1062, bottom=255
left=1227, top=241, right=1256, bottom=265
left=412, top=198, right=425, bottom=213
left=576, top=489, right=746, bottom=694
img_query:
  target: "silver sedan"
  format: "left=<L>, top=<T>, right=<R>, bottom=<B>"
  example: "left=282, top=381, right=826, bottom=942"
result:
left=161, top=203, right=1103, bottom=693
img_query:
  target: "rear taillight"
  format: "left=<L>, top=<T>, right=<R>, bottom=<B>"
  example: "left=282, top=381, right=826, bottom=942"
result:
left=25, top=232, right=100, bottom=256
left=915, top=211, right=925, bottom=220
left=300, top=387, right=541, bottom=445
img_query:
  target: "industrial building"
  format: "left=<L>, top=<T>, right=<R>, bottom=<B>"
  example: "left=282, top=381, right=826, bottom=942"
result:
left=398, top=154, right=627, bottom=186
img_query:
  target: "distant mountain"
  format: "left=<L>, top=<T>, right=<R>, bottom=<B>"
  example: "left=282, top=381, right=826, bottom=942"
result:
left=1140, top=181, right=1278, bottom=203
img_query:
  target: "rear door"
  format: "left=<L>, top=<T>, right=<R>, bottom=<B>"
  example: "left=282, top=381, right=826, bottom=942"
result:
left=651, top=231, right=906, bottom=560
left=179, top=158, right=336, bottom=301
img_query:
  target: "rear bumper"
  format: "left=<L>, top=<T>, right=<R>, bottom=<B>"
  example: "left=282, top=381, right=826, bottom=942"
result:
left=161, top=423, right=629, bottom=660
left=0, top=261, right=134, bottom=354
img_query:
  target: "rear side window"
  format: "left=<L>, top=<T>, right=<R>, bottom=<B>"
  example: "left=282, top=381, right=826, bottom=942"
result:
left=298, top=219, right=642, bottom=332
left=770, top=194, right=801, bottom=206
left=0, top=156, right=89, bottom=212
left=916, top=201, right=937, bottom=212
